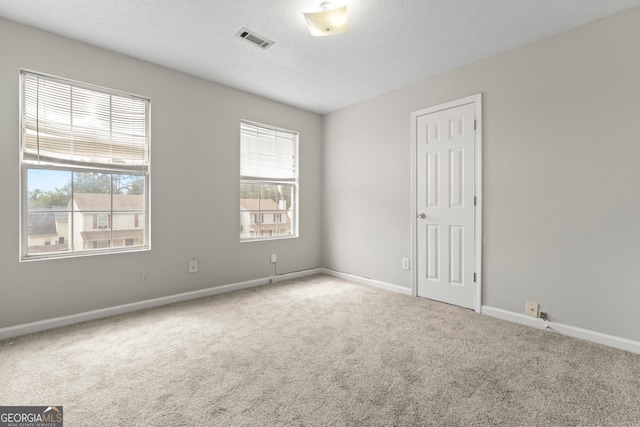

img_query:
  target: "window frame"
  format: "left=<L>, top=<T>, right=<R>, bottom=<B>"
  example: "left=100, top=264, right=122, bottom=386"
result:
left=240, top=120, right=299, bottom=242
left=19, top=70, right=151, bottom=261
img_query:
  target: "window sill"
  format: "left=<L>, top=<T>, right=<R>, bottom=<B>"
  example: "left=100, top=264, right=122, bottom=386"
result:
left=20, top=246, right=150, bottom=262
left=240, top=235, right=298, bottom=243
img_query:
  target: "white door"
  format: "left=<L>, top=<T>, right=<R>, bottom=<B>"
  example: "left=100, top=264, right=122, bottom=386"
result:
left=415, top=101, right=478, bottom=310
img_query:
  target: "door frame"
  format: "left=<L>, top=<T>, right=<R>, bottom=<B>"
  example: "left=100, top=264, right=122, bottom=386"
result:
left=410, top=94, right=483, bottom=313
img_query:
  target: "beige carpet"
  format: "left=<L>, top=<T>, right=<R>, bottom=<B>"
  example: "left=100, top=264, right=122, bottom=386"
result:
left=1, top=274, right=639, bottom=426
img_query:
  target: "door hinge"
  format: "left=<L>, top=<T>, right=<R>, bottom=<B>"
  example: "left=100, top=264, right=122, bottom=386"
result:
left=474, top=273, right=477, bottom=283
left=474, top=196, right=477, bottom=206
left=474, top=119, right=477, bottom=130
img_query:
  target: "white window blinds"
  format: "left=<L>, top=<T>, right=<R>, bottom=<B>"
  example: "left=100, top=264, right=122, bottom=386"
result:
left=240, top=121, right=297, bottom=181
left=21, top=71, right=149, bottom=171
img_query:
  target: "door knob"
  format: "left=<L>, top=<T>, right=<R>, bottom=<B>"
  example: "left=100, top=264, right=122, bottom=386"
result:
left=417, top=213, right=426, bottom=219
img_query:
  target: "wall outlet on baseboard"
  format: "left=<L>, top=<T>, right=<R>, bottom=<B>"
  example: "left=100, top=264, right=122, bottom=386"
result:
left=526, top=301, right=539, bottom=318
left=188, top=258, right=198, bottom=273
left=402, top=258, right=410, bottom=270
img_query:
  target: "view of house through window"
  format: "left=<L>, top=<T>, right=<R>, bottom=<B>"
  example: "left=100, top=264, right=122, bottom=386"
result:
left=20, top=71, right=150, bottom=259
left=240, top=121, right=298, bottom=240
left=26, top=170, right=146, bottom=255
left=240, top=183, right=294, bottom=238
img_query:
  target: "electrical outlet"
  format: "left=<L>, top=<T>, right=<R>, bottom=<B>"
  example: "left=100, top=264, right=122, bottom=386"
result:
left=188, top=258, right=198, bottom=273
left=270, top=253, right=277, bottom=264
left=526, top=301, right=539, bottom=318
left=402, top=258, right=410, bottom=270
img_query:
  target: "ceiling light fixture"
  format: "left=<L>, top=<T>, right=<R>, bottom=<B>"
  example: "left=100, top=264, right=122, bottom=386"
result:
left=303, top=2, right=349, bottom=37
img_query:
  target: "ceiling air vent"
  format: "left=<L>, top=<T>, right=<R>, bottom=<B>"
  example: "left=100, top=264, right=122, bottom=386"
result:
left=236, top=28, right=274, bottom=49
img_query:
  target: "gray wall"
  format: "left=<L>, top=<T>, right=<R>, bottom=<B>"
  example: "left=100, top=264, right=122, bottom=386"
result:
left=0, top=18, right=323, bottom=328
left=3, top=7, right=640, bottom=345
left=323, top=8, right=640, bottom=342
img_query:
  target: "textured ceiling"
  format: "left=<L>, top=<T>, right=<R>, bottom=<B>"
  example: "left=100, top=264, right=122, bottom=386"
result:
left=1, top=0, right=639, bottom=114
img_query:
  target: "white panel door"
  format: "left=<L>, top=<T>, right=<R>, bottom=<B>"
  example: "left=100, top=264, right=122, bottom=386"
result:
left=416, top=102, right=476, bottom=309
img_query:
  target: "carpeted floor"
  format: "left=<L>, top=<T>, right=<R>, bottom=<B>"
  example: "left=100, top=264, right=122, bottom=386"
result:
left=1, top=274, right=639, bottom=426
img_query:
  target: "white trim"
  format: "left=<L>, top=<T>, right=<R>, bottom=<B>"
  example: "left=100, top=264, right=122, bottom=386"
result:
left=321, top=268, right=412, bottom=295
left=410, top=94, right=483, bottom=313
left=270, top=268, right=324, bottom=283
left=410, top=104, right=420, bottom=299
left=473, top=94, right=483, bottom=313
left=482, top=306, right=640, bottom=355
left=0, top=268, right=322, bottom=341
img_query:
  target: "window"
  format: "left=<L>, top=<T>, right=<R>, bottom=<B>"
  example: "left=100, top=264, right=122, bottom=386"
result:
left=20, top=71, right=150, bottom=260
left=240, top=121, right=298, bottom=240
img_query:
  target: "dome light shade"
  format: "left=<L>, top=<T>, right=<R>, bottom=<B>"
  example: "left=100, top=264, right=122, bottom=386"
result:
left=303, top=3, right=349, bottom=37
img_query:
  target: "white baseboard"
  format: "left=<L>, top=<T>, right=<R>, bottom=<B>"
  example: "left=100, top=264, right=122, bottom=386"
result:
left=320, top=268, right=412, bottom=295
left=271, top=268, right=324, bottom=283
left=9, top=270, right=635, bottom=356
left=0, top=268, right=323, bottom=341
left=482, top=306, right=640, bottom=355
